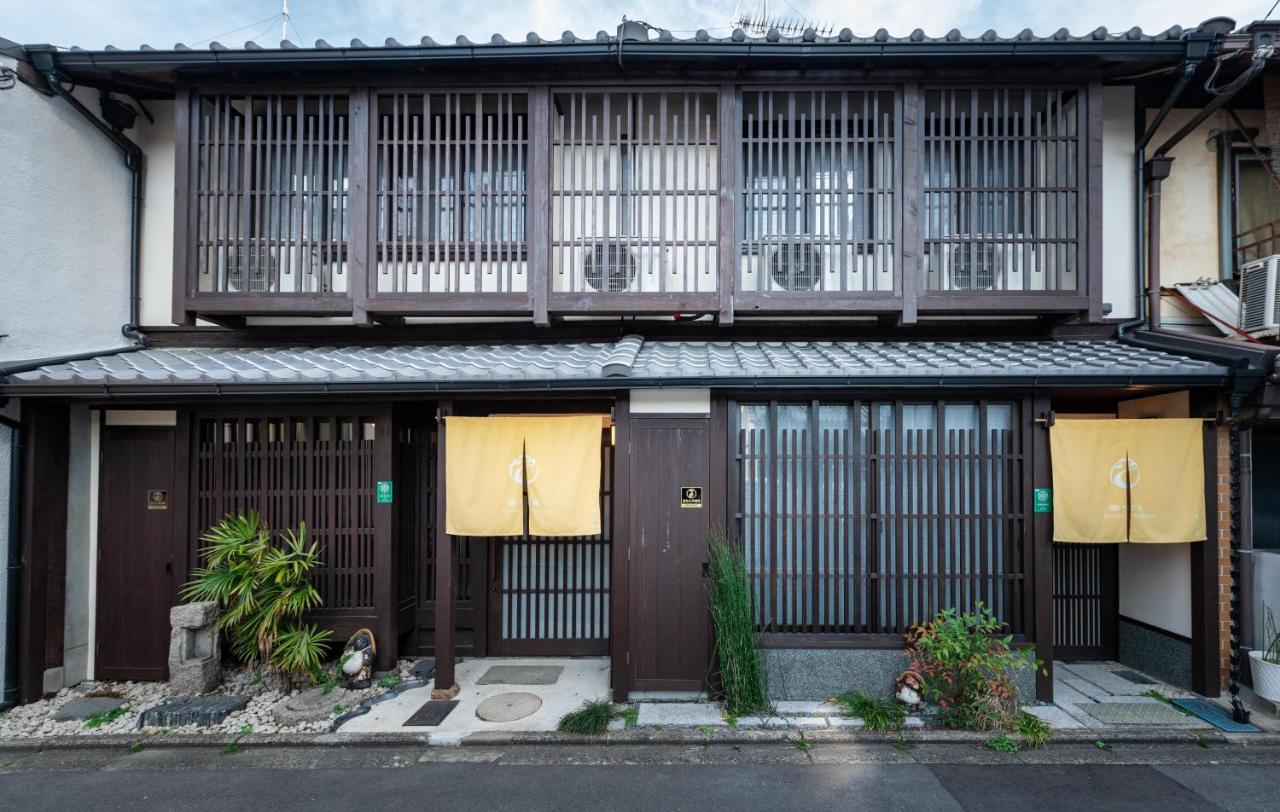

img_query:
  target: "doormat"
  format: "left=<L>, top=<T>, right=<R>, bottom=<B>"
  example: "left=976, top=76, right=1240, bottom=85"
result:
left=476, top=665, right=563, bottom=685
left=402, top=700, right=459, bottom=727
left=1171, top=698, right=1262, bottom=733
left=1079, top=701, right=1204, bottom=726
left=1111, top=668, right=1157, bottom=685
left=137, top=695, right=249, bottom=728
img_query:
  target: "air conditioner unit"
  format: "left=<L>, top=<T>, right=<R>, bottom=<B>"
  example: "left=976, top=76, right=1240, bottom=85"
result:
left=738, top=240, right=894, bottom=293
left=1239, top=254, right=1280, bottom=337
left=556, top=241, right=684, bottom=293
left=927, top=238, right=1032, bottom=292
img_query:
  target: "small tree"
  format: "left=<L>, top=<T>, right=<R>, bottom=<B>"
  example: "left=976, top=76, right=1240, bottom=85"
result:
left=182, top=511, right=332, bottom=681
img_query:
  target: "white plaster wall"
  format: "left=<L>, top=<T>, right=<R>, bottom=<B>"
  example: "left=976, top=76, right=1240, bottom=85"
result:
left=1118, top=542, right=1192, bottom=638
left=136, top=101, right=174, bottom=327
left=60, top=406, right=95, bottom=687
left=0, top=56, right=131, bottom=363
left=1102, top=86, right=1137, bottom=319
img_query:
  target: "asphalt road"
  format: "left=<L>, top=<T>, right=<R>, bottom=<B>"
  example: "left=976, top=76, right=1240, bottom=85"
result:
left=1, top=742, right=1277, bottom=811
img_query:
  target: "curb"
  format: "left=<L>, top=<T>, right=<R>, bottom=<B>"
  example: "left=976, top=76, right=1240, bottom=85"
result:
left=2, top=727, right=1276, bottom=751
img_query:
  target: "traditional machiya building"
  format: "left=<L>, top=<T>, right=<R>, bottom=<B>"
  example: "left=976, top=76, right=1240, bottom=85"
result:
left=2, top=17, right=1279, bottom=717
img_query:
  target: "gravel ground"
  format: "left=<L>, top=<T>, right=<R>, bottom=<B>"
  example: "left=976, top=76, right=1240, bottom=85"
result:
left=0, top=660, right=416, bottom=739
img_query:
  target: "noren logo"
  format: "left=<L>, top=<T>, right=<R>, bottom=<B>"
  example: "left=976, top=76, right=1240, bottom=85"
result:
left=1109, top=458, right=1140, bottom=489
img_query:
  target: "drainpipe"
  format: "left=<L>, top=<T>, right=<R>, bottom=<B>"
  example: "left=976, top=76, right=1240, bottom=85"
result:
left=24, top=46, right=147, bottom=355
left=1117, top=33, right=1214, bottom=338
left=0, top=413, right=21, bottom=710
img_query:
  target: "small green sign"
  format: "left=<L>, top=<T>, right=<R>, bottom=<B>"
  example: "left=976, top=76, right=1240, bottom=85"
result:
left=1033, top=487, right=1052, bottom=513
left=376, top=481, right=394, bottom=504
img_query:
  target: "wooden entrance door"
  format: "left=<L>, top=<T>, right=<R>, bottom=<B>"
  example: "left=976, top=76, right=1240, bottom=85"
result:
left=96, top=426, right=177, bottom=681
left=628, top=418, right=711, bottom=692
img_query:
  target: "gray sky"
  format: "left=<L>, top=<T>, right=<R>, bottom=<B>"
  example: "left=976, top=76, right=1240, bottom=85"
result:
left=0, top=0, right=1266, bottom=51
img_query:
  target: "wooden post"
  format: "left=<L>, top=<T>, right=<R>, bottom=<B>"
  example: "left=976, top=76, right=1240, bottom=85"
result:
left=171, top=87, right=196, bottom=326
left=372, top=404, right=396, bottom=670
left=17, top=402, right=70, bottom=703
left=1190, top=392, right=1222, bottom=697
left=717, top=83, right=739, bottom=325
left=1084, top=80, right=1104, bottom=323
left=432, top=401, right=459, bottom=698
left=349, top=87, right=372, bottom=325
left=610, top=393, right=631, bottom=702
left=1029, top=395, right=1054, bottom=702
left=899, top=82, right=921, bottom=325
left=528, top=86, right=551, bottom=327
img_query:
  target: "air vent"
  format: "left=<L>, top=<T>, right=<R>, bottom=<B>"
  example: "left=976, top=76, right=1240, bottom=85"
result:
left=769, top=243, right=822, bottom=291
left=584, top=243, right=638, bottom=292
left=949, top=244, right=998, bottom=291
left=1238, top=255, right=1280, bottom=336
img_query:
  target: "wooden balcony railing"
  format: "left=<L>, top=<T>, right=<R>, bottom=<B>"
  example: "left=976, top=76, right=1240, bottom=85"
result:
left=173, top=81, right=1102, bottom=325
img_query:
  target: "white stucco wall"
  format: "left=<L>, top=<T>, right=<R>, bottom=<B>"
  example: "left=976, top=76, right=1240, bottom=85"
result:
left=0, top=56, right=132, bottom=363
left=137, top=101, right=174, bottom=327
left=1118, top=542, right=1193, bottom=638
left=1102, top=86, right=1137, bottom=320
left=0, top=418, right=12, bottom=704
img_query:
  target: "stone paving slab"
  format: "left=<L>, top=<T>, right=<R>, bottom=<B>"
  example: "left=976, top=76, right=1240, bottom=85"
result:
left=51, top=697, right=127, bottom=722
left=1020, top=705, right=1085, bottom=730
left=1057, top=674, right=1112, bottom=702
left=1080, top=702, right=1208, bottom=727
left=1062, top=663, right=1153, bottom=697
left=773, top=700, right=841, bottom=716
left=762, top=716, right=828, bottom=729
left=635, top=703, right=726, bottom=728
left=1051, top=679, right=1094, bottom=706
left=475, top=666, right=563, bottom=686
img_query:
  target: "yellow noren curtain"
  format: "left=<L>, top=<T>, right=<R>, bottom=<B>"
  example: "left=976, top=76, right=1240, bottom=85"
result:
left=524, top=415, right=602, bottom=537
left=1126, top=419, right=1205, bottom=543
left=1050, top=420, right=1129, bottom=543
left=1049, top=418, right=1205, bottom=544
left=444, top=416, right=525, bottom=537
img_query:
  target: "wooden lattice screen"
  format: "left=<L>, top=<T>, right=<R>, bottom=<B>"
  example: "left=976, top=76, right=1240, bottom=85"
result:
left=192, top=412, right=379, bottom=612
left=374, top=91, right=530, bottom=295
left=922, top=86, right=1082, bottom=293
left=739, top=89, right=898, bottom=294
left=550, top=90, right=719, bottom=296
left=192, top=93, right=352, bottom=296
left=734, top=400, right=1029, bottom=637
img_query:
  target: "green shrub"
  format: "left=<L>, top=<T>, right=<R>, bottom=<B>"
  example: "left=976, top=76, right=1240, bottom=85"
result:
left=907, top=604, right=1038, bottom=732
left=986, top=733, right=1018, bottom=753
left=706, top=531, right=770, bottom=717
left=1014, top=711, right=1051, bottom=748
left=182, top=511, right=332, bottom=681
left=832, top=691, right=906, bottom=732
left=557, top=699, right=617, bottom=735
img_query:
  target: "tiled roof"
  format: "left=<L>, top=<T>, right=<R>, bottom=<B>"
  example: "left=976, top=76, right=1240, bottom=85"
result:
left=1, top=338, right=1229, bottom=394
left=46, top=23, right=1207, bottom=55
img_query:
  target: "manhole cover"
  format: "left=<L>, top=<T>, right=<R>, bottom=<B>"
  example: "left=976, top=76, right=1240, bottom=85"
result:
left=475, top=691, right=542, bottom=722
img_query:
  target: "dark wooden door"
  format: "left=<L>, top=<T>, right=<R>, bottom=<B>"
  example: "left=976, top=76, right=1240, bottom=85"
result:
left=97, top=426, right=177, bottom=681
left=628, top=418, right=711, bottom=692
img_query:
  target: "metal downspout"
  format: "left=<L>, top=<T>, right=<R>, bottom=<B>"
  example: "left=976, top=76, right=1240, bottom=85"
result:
left=1117, top=47, right=1206, bottom=339
left=1227, top=395, right=1251, bottom=723
left=0, top=414, right=22, bottom=710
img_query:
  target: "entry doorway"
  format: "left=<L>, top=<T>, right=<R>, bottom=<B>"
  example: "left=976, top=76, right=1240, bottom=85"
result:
left=1051, top=543, right=1119, bottom=661
left=96, top=424, right=178, bottom=681
left=626, top=418, right=712, bottom=692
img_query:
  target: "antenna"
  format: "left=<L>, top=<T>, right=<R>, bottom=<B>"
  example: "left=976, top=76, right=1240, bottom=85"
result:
left=282, top=0, right=290, bottom=42
left=732, top=0, right=833, bottom=37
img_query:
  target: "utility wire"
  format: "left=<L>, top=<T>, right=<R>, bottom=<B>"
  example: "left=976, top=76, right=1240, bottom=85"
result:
left=1267, top=0, right=1280, bottom=22
left=191, top=13, right=282, bottom=46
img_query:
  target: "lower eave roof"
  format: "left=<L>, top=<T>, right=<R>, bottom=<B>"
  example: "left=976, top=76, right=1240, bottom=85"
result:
left=0, top=338, right=1231, bottom=398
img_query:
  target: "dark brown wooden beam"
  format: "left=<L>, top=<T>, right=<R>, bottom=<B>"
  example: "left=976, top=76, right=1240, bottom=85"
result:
left=610, top=393, right=631, bottom=702
left=1029, top=395, right=1054, bottom=702
left=432, top=400, right=458, bottom=697
left=17, top=402, right=70, bottom=703
left=372, top=404, right=397, bottom=670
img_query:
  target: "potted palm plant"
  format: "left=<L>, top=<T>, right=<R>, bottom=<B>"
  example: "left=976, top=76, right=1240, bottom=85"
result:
left=1249, top=608, right=1280, bottom=705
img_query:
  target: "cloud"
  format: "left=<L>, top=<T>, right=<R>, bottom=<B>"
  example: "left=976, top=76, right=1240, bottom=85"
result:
left=0, top=0, right=1259, bottom=50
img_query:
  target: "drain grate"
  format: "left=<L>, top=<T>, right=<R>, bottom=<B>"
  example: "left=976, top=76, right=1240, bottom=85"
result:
left=403, top=700, right=459, bottom=727
left=138, top=695, right=249, bottom=728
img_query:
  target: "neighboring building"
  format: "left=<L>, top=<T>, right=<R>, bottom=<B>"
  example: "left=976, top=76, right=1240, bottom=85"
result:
left=1, top=18, right=1277, bottom=714
left=0, top=40, right=137, bottom=707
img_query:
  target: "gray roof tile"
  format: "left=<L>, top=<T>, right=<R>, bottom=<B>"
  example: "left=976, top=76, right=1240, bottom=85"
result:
left=2, top=338, right=1228, bottom=392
